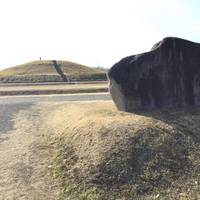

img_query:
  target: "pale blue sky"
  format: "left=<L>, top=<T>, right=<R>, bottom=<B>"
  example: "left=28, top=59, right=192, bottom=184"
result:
left=0, top=0, right=199, bottom=69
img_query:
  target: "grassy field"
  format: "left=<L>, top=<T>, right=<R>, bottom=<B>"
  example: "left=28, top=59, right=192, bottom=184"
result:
left=0, top=60, right=107, bottom=83
left=42, top=101, right=200, bottom=200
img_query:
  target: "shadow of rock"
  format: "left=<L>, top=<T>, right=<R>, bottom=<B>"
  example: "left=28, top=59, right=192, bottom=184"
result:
left=0, top=103, right=33, bottom=134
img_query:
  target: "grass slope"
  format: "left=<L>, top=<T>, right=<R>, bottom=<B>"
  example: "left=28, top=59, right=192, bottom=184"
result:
left=0, top=60, right=107, bottom=83
left=45, top=102, right=200, bottom=200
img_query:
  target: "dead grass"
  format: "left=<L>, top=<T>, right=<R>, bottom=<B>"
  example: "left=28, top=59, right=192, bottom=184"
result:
left=43, top=102, right=200, bottom=200
left=0, top=83, right=108, bottom=91
left=0, top=83, right=108, bottom=95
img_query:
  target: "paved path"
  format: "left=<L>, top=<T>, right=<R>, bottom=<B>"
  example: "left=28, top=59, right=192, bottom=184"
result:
left=0, top=92, right=111, bottom=104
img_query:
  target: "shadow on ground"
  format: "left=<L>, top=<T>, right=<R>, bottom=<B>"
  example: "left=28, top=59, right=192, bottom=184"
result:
left=0, top=103, right=33, bottom=134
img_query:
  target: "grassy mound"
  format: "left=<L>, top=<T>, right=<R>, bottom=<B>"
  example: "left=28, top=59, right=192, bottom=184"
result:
left=0, top=60, right=107, bottom=83
left=48, top=102, right=200, bottom=200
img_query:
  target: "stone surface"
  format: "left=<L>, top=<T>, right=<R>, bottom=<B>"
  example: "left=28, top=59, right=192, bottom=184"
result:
left=108, top=37, right=200, bottom=112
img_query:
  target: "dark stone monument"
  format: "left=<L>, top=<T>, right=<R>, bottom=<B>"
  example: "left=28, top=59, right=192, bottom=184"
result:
left=108, top=37, right=200, bottom=112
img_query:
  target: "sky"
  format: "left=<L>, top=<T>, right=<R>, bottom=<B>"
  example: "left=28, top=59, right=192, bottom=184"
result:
left=0, top=0, right=199, bottom=69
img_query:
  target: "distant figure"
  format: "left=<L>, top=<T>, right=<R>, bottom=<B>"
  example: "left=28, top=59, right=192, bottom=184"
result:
left=40, top=57, right=42, bottom=61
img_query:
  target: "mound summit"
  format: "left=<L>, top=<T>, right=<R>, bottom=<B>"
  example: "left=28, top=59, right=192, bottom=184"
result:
left=0, top=60, right=107, bottom=83
left=108, top=37, right=200, bottom=112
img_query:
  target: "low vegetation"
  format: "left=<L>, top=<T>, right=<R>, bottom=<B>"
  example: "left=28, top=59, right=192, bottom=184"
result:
left=0, top=83, right=108, bottom=95
left=0, top=60, right=107, bottom=83
left=45, top=102, right=200, bottom=200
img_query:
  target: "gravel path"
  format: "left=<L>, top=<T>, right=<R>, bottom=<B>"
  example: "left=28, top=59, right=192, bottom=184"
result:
left=0, top=103, right=58, bottom=200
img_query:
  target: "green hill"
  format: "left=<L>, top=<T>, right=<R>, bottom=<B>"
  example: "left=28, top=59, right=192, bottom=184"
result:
left=0, top=60, right=107, bottom=83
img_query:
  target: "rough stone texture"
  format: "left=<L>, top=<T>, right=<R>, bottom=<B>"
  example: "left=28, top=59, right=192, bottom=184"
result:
left=108, top=37, right=200, bottom=112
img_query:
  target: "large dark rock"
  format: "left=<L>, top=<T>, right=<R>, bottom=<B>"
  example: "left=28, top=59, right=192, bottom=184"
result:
left=108, top=37, right=200, bottom=112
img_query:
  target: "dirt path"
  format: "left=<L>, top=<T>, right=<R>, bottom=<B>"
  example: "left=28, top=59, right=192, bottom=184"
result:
left=0, top=103, right=59, bottom=200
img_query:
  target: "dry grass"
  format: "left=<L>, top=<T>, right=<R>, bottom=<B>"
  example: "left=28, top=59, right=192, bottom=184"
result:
left=0, top=83, right=108, bottom=95
left=43, top=102, right=200, bottom=200
left=0, top=83, right=108, bottom=91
